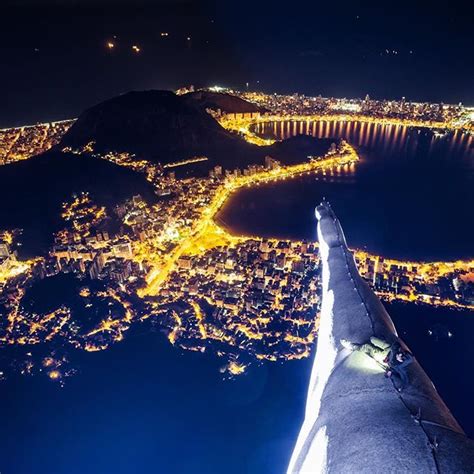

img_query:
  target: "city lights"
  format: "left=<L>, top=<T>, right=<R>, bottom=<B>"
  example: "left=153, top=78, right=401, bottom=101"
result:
left=1, top=89, right=473, bottom=382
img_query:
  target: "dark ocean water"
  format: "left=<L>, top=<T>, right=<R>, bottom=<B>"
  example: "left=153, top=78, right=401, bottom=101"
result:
left=0, top=331, right=311, bottom=474
left=1, top=120, right=473, bottom=474
left=1, top=304, right=473, bottom=474
left=220, top=120, right=474, bottom=261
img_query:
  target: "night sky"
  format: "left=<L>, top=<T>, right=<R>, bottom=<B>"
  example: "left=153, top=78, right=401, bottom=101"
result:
left=1, top=0, right=473, bottom=127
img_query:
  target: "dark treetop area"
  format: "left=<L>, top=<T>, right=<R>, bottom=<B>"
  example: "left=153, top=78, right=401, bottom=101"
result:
left=0, top=151, right=157, bottom=257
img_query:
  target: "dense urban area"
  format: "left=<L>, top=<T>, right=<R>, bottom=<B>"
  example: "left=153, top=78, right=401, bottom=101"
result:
left=0, top=89, right=473, bottom=383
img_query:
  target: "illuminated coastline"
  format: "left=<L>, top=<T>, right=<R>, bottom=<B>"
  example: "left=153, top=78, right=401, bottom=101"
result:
left=1, top=88, right=472, bottom=165
left=0, top=90, right=473, bottom=382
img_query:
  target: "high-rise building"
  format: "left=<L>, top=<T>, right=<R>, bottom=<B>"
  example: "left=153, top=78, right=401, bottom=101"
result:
left=0, top=243, right=9, bottom=257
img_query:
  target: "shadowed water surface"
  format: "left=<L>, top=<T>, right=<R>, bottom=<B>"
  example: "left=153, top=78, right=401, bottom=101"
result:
left=219, top=121, right=473, bottom=260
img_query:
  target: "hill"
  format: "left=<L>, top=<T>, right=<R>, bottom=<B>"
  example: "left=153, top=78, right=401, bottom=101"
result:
left=182, top=90, right=266, bottom=114
left=60, top=90, right=256, bottom=166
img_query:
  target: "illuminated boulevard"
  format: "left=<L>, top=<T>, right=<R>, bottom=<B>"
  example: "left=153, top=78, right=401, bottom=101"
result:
left=141, top=142, right=358, bottom=297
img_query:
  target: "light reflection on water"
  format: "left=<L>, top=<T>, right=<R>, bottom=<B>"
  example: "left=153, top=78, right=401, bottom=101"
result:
left=253, top=120, right=473, bottom=163
left=221, top=120, right=474, bottom=261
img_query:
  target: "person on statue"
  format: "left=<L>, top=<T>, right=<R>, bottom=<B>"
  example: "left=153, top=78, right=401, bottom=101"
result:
left=341, top=337, right=413, bottom=391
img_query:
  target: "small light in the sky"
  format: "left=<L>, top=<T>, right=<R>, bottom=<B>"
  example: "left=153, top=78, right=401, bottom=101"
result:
left=187, top=36, right=191, bottom=41
left=161, top=32, right=169, bottom=37
left=107, top=41, right=115, bottom=49
left=132, top=45, right=141, bottom=53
